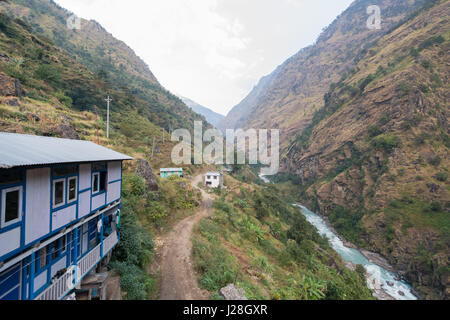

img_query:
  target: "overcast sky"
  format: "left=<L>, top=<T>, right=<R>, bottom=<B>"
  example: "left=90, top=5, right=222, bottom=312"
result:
left=54, top=0, right=353, bottom=116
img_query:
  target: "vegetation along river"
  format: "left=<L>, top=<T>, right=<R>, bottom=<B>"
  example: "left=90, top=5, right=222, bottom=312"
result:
left=294, top=204, right=417, bottom=300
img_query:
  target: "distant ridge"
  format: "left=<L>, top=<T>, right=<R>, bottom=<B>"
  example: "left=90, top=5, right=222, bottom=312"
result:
left=179, top=96, right=224, bottom=128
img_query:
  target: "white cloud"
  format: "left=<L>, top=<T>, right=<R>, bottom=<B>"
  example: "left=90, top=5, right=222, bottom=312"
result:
left=54, top=0, right=353, bottom=115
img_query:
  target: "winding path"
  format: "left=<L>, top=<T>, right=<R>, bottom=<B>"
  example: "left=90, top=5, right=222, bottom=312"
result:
left=157, top=175, right=213, bottom=300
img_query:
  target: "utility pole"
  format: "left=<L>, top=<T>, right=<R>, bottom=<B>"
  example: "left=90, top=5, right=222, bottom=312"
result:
left=95, top=112, right=100, bottom=144
left=105, top=95, right=112, bottom=139
left=162, top=128, right=165, bottom=144
left=151, top=137, right=155, bottom=157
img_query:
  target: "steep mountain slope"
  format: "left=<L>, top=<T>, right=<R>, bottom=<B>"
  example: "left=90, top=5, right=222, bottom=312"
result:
left=283, top=0, right=449, bottom=299
left=0, top=0, right=204, bottom=131
left=179, top=96, right=224, bottom=128
left=220, top=0, right=427, bottom=143
left=217, top=69, right=280, bottom=130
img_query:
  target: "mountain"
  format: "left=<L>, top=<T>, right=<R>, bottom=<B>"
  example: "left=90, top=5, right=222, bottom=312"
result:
left=179, top=96, right=224, bottom=128
left=217, top=69, right=280, bottom=131
left=220, top=0, right=429, bottom=143
left=235, top=0, right=448, bottom=299
left=0, top=0, right=203, bottom=132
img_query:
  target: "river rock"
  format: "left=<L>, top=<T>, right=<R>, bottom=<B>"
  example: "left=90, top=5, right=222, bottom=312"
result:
left=398, top=291, right=405, bottom=297
left=343, top=241, right=358, bottom=249
left=387, top=281, right=394, bottom=287
left=219, top=284, right=248, bottom=301
left=135, top=159, right=159, bottom=192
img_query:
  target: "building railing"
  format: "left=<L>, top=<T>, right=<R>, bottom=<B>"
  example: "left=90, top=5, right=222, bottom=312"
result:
left=103, top=230, right=119, bottom=256
left=34, top=270, right=72, bottom=301
left=34, top=231, right=118, bottom=300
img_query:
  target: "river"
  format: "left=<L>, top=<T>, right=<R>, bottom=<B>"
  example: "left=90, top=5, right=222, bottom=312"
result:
left=259, top=174, right=272, bottom=184
left=294, top=204, right=418, bottom=300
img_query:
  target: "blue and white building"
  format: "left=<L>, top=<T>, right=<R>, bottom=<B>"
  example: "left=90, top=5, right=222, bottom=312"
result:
left=0, top=132, right=132, bottom=300
left=160, top=168, right=183, bottom=178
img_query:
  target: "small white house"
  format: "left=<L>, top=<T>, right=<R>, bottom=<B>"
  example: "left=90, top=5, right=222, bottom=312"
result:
left=204, top=172, right=223, bottom=188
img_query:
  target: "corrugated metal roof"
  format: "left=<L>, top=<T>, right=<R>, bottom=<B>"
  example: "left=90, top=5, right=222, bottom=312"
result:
left=0, top=132, right=133, bottom=168
left=205, top=172, right=221, bottom=176
left=160, top=168, right=183, bottom=172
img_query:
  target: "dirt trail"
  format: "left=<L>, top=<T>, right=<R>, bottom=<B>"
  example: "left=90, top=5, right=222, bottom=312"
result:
left=156, top=175, right=213, bottom=300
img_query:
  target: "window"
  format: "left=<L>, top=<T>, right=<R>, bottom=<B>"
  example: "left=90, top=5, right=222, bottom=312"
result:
left=0, top=169, right=24, bottom=187
left=93, top=171, right=107, bottom=194
left=53, top=179, right=66, bottom=208
left=93, top=173, right=99, bottom=193
left=53, top=165, right=77, bottom=177
left=61, top=235, right=67, bottom=253
left=1, top=186, right=22, bottom=228
left=100, top=171, right=107, bottom=192
left=67, top=177, right=78, bottom=203
left=92, top=162, right=106, bottom=172
left=51, top=240, right=60, bottom=260
left=39, top=247, right=47, bottom=269
left=214, top=176, right=218, bottom=180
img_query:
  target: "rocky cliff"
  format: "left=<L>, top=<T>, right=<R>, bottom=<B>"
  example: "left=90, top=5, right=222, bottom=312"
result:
left=221, top=0, right=448, bottom=299
left=220, top=0, right=428, bottom=144
left=282, top=0, right=449, bottom=299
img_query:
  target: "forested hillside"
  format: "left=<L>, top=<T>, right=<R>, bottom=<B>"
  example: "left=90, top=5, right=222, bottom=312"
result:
left=0, top=0, right=205, bottom=133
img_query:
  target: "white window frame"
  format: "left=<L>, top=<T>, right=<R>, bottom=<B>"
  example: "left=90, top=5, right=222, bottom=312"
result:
left=53, top=178, right=66, bottom=209
left=92, top=173, right=100, bottom=194
left=1, top=186, right=23, bottom=228
left=67, top=176, right=78, bottom=203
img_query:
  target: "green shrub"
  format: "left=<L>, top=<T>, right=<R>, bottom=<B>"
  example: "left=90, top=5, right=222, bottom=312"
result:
left=429, top=202, right=442, bottom=212
left=428, top=155, right=441, bottom=166
left=193, top=239, right=239, bottom=291
left=111, top=262, right=156, bottom=300
left=367, top=125, right=383, bottom=138
left=435, top=172, right=448, bottom=182
left=419, top=84, right=430, bottom=93
left=397, top=82, right=412, bottom=96
left=355, top=265, right=366, bottom=280
left=410, top=47, right=419, bottom=57
left=359, top=74, right=376, bottom=91
left=55, top=91, right=73, bottom=107
left=418, top=35, right=445, bottom=51
left=329, top=206, right=364, bottom=246
left=35, top=63, right=63, bottom=87
left=371, top=134, right=400, bottom=152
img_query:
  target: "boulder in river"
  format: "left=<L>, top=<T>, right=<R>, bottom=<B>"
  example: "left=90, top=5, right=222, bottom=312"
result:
left=398, top=291, right=405, bottom=297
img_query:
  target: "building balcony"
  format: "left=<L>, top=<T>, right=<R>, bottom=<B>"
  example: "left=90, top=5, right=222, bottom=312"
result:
left=34, top=230, right=119, bottom=300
